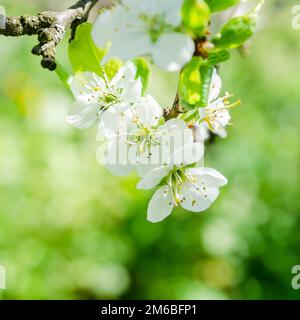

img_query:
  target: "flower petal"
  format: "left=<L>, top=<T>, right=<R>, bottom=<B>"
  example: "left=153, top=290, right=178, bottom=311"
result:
left=208, top=68, right=222, bottom=103
left=104, top=138, right=134, bottom=176
left=137, top=0, right=183, bottom=26
left=69, top=72, right=105, bottom=102
left=133, top=95, right=162, bottom=127
left=93, top=7, right=152, bottom=62
left=194, top=122, right=210, bottom=142
left=66, top=101, right=98, bottom=129
left=112, top=63, right=143, bottom=101
left=170, top=142, right=204, bottom=167
left=99, top=103, right=133, bottom=138
left=186, top=167, right=228, bottom=188
left=162, top=0, right=184, bottom=26
left=160, top=118, right=193, bottom=145
left=180, top=183, right=220, bottom=212
left=107, top=30, right=152, bottom=62
left=152, top=33, right=195, bottom=72
left=137, top=165, right=170, bottom=190
left=111, top=62, right=136, bottom=85
left=157, top=119, right=194, bottom=165
left=160, top=118, right=188, bottom=131
left=135, top=143, right=162, bottom=177
left=136, top=162, right=159, bottom=177
left=147, top=186, right=174, bottom=223
left=123, top=77, right=143, bottom=102
left=92, top=6, right=131, bottom=49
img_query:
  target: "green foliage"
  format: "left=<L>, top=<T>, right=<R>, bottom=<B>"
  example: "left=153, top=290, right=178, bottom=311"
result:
left=68, top=22, right=106, bottom=75
left=207, top=49, right=230, bottom=65
left=205, top=0, right=240, bottom=12
left=1, top=0, right=299, bottom=302
left=182, top=0, right=210, bottom=37
left=179, top=56, right=203, bottom=107
left=199, top=64, right=214, bottom=107
left=103, top=58, right=123, bottom=80
left=213, top=15, right=257, bottom=49
left=132, top=58, right=151, bottom=95
left=179, top=49, right=228, bottom=109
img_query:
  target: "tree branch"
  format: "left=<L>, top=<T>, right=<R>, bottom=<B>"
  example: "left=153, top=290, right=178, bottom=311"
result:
left=0, top=0, right=99, bottom=71
left=163, top=93, right=184, bottom=121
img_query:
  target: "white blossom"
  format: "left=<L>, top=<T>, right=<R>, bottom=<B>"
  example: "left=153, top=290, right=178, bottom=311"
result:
left=199, top=68, right=239, bottom=138
left=103, top=95, right=195, bottom=177
left=66, top=62, right=142, bottom=131
left=137, top=143, right=227, bottom=223
left=92, top=0, right=195, bottom=72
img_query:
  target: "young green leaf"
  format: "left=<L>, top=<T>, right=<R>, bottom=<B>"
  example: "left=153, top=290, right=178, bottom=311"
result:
left=207, top=49, right=230, bottom=65
left=179, top=56, right=203, bottom=108
left=182, top=0, right=210, bottom=37
left=205, top=0, right=240, bottom=12
left=213, top=15, right=257, bottom=49
left=132, top=58, right=151, bottom=95
left=199, top=64, right=214, bottom=108
left=68, top=22, right=106, bottom=75
left=104, top=58, right=123, bottom=80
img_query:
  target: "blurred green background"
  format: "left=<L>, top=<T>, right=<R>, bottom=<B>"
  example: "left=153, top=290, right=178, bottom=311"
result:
left=0, top=0, right=299, bottom=300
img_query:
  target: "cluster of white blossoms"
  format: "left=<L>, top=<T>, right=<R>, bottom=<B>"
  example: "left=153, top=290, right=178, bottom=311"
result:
left=66, top=0, right=240, bottom=222
left=67, top=61, right=232, bottom=222
left=91, top=0, right=195, bottom=72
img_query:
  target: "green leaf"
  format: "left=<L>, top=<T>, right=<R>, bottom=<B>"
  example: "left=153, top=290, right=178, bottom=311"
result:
left=199, top=64, right=214, bottom=108
left=132, top=58, right=151, bottom=95
left=182, top=0, right=210, bottom=37
left=103, top=58, right=123, bottom=80
left=207, top=49, right=230, bottom=65
left=205, top=0, right=240, bottom=12
left=68, top=22, right=106, bottom=75
left=213, top=15, right=257, bottom=49
left=179, top=56, right=203, bottom=107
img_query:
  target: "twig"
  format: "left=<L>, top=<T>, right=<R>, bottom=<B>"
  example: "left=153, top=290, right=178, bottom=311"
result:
left=0, top=0, right=99, bottom=71
left=163, top=93, right=184, bottom=121
left=163, top=37, right=209, bottom=121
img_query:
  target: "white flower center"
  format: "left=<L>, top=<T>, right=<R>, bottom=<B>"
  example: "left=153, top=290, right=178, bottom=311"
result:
left=81, top=76, right=124, bottom=114
left=201, top=93, right=240, bottom=131
left=139, top=13, right=172, bottom=42
left=166, top=168, right=208, bottom=206
left=127, top=118, right=161, bottom=158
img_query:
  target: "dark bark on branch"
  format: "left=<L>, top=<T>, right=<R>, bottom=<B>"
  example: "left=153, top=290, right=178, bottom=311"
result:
left=0, top=0, right=98, bottom=70
left=163, top=93, right=184, bottom=121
